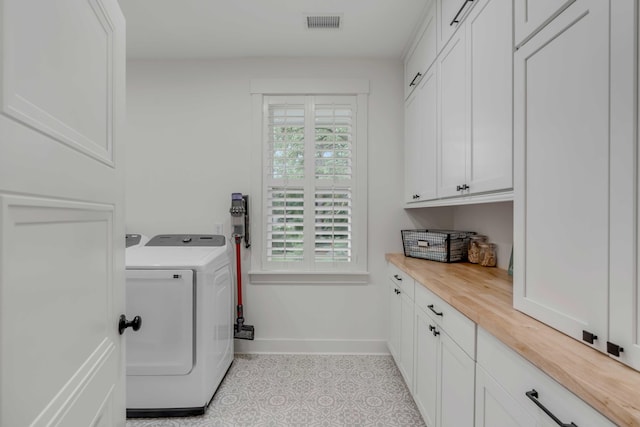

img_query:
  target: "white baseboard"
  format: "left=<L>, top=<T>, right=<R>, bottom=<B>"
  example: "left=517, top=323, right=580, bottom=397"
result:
left=234, top=338, right=390, bottom=355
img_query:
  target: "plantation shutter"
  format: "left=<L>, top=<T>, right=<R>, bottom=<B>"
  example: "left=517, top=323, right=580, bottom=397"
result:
left=263, top=95, right=357, bottom=269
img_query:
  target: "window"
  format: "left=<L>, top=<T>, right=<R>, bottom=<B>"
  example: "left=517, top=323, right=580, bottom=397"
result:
left=250, top=80, right=368, bottom=283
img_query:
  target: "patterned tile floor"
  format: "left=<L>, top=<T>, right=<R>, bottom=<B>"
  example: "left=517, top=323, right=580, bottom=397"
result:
left=126, top=354, right=426, bottom=427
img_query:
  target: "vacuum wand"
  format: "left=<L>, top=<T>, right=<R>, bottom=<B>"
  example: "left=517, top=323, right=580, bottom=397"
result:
left=230, top=193, right=254, bottom=340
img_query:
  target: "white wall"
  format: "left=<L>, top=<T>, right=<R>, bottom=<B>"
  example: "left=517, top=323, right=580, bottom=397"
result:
left=125, top=58, right=451, bottom=354
left=452, top=201, right=513, bottom=270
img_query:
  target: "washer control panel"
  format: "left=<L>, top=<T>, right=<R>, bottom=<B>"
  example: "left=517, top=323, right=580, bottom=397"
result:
left=146, top=234, right=226, bottom=247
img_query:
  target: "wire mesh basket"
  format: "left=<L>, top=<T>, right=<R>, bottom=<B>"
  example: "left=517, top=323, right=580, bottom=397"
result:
left=401, top=229, right=476, bottom=263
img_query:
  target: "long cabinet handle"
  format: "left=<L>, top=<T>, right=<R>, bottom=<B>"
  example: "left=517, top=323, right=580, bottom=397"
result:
left=427, top=304, right=443, bottom=316
left=450, top=0, right=474, bottom=26
left=525, top=390, right=578, bottom=427
left=409, top=72, right=423, bottom=87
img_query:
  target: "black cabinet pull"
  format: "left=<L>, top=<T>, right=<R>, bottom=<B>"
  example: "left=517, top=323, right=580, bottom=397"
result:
left=456, top=185, right=462, bottom=191
left=427, top=304, right=443, bottom=316
left=412, top=194, right=420, bottom=200
left=525, top=390, right=578, bottom=427
left=582, top=330, right=598, bottom=345
left=394, top=274, right=403, bottom=281
left=607, top=341, right=624, bottom=357
left=428, top=324, right=440, bottom=336
left=462, top=184, right=469, bottom=190
left=119, top=314, right=142, bottom=335
left=450, top=0, right=474, bottom=26
left=409, top=72, right=423, bottom=87
left=394, top=288, right=401, bottom=295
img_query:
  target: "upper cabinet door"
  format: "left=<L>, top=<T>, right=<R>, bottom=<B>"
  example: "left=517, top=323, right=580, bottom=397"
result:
left=437, top=27, right=468, bottom=198
left=608, top=1, right=640, bottom=371
left=466, top=0, right=513, bottom=195
left=437, top=0, right=476, bottom=52
left=514, top=0, right=576, bottom=48
left=405, top=1, right=437, bottom=100
left=513, top=0, right=611, bottom=353
left=405, top=69, right=438, bottom=204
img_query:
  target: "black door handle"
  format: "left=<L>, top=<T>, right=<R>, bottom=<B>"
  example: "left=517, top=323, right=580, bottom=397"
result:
left=409, top=72, right=423, bottom=87
left=428, top=304, right=443, bottom=316
left=119, top=315, right=142, bottom=335
left=525, top=390, right=578, bottom=427
left=450, top=0, right=474, bottom=26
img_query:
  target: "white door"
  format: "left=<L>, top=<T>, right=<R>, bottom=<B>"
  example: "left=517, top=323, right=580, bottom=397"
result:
left=388, top=281, right=401, bottom=361
left=438, top=331, right=474, bottom=427
left=466, top=0, right=513, bottom=195
left=437, top=26, right=467, bottom=198
left=513, top=0, right=610, bottom=353
left=399, top=291, right=415, bottom=391
left=405, top=68, right=438, bottom=203
left=475, top=367, right=540, bottom=427
left=414, top=309, right=438, bottom=427
left=514, top=0, right=576, bottom=47
left=0, top=0, right=126, bottom=426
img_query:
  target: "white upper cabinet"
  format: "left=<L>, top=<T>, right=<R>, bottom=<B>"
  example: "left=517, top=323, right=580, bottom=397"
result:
left=608, top=1, right=640, bottom=371
left=405, top=1, right=437, bottom=100
left=514, top=0, right=576, bottom=48
left=405, top=69, right=438, bottom=203
left=437, top=0, right=476, bottom=52
left=437, top=0, right=513, bottom=199
left=437, top=27, right=468, bottom=198
left=514, top=0, right=639, bottom=370
left=465, top=0, right=513, bottom=195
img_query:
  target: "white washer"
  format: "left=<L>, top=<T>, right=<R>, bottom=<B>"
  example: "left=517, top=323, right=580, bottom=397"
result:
left=125, top=234, right=234, bottom=418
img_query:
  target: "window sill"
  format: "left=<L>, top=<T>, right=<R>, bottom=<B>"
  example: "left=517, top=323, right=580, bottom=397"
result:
left=248, top=271, right=370, bottom=285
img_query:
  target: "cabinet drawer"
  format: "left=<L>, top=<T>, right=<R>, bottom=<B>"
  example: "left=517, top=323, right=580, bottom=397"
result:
left=388, top=264, right=414, bottom=300
left=477, top=328, right=616, bottom=427
left=415, top=282, right=475, bottom=358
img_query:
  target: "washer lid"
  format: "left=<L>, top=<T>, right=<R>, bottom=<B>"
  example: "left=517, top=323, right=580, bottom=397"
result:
left=126, top=245, right=229, bottom=270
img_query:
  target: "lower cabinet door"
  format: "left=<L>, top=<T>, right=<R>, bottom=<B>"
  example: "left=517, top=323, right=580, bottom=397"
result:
left=414, top=309, right=438, bottom=426
left=400, top=291, right=415, bottom=390
left=475, top=366, right=539, bottom=427
left=439, top=331, right=475, bottom=427
left=388, top=281, right=402, bottom=362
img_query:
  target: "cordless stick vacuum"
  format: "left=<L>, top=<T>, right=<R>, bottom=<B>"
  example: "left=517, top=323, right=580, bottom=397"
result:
left=230, top=193, right=254, bottom=340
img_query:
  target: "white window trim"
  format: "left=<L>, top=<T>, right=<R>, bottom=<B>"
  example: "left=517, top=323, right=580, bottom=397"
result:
left=249, top=79, right=369, bottom=284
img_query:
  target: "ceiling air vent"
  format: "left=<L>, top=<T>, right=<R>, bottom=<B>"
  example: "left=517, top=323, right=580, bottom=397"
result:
left=306, top=15, right=341, bottom=30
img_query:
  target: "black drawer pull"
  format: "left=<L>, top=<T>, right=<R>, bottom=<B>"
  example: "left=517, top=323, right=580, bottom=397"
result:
left=393, top=274, right=403, bottom=281
left=450, top=0, right=474, bottom=26
left=409, top=72, right=423, bottom=87
left=427, top=304, right=443, bottom=316
left=525, top=390, right=578, bottom=427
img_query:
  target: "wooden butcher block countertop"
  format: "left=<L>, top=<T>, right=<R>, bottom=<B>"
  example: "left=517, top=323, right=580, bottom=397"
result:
left=386, top=253, right=640, bottom=427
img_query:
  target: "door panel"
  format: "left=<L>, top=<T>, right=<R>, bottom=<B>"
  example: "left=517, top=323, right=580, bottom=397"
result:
left=467, top=0, right=513, bottom=194
left=439, top=331, right=474, bottom=427
left=126, top=270, right=194, bottom=376
left=0, top=0, right=126, bottom=425
left=514, top=0, right=576, bottom=47
left=2, top=0, right=115, bottom=164
left=513, top=0, right=609, bottom=351
left=437, top=27, right=467, bottom=198
left=414, top=309, right=438, bottom=426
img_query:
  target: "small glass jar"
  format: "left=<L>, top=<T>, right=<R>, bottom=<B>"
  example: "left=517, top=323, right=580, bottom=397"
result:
left=468, top=235, right=487, bottom=264
left=479, top=243, right=497, bottom=267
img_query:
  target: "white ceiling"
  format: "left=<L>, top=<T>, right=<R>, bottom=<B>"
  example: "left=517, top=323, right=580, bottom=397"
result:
left=118, top=0, right=429, bottom=59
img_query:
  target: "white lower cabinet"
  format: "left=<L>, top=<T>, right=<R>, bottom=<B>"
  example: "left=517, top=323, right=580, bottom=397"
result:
left=387, top=264, right=415, bottom=391
left=475, top=366, right=538, bottom=427
left=413, top=283, right=475, bottom=427
left=476, top=327, right=616, bottom=427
